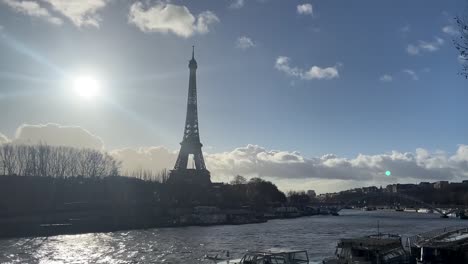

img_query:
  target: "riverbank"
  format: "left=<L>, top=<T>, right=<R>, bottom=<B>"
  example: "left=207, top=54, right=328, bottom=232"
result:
left=0, top=174, right=319, bottom=238
left=0, top=204, right=336, bottom=238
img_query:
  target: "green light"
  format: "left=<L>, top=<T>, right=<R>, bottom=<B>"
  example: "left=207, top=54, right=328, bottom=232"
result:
left=385, top=170, right=391, bottom=176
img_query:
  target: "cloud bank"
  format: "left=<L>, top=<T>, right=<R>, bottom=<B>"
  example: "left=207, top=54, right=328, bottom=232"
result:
left=111, top=144, right=468, bottom=193
left=10, top=123, right=104, bottom=149
left=128, top=2, right=219, bottom=38
left=2, top=123, right=467, bottom=193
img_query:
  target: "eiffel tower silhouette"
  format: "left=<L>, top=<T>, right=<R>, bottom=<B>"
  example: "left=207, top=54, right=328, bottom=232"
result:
left=169, top=47, right=211, bottom=185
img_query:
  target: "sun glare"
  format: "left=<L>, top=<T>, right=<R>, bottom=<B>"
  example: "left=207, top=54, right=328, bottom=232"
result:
left=73, top=76, right=100, bottom=99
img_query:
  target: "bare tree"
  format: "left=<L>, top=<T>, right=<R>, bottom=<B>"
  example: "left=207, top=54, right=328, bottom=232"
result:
left=0, top=143, right=121, bottom=178
left=0, top=144, right=17, bottom=175
left=128, top=168, right=169, bottom=183
left=455, top=16, right=468, bottom=78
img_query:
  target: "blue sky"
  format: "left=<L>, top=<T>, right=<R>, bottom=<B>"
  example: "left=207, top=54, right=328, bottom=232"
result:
left=0, top=0, right=467, bottom=192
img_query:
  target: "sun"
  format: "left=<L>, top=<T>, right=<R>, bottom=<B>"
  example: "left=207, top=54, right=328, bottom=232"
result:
left=73, top=76, right=100, bottom=99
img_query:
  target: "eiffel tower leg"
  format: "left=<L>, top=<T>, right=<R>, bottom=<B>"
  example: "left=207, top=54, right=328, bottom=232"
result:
left=174, top=151, right=189, bottom=170
left=194, top=150, right=206, bottom=170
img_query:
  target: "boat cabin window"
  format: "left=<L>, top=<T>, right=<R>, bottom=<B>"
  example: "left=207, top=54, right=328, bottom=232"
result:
left=241, top=254, right=287, bottom=264
left=268, top=256, right=287, bottom=264
left=241, top=254, right=256, bottom=264
left=290, top=251, right=309, bottom=263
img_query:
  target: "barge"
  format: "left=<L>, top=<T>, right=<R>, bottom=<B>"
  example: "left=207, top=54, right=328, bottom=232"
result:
left=323, top=233, right=410, bottom=264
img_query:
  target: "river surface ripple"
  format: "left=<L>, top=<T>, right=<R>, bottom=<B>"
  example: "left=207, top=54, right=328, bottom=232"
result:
left=1, top=210, right=466, bottom=264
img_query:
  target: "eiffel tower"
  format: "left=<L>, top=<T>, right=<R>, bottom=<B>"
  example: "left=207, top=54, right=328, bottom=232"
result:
left=168, top=47, right=211, bottom=185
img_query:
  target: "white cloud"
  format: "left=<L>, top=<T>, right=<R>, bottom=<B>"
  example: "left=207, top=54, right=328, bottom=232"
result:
left=403, top=69, right=419, bottom=81
left=459, top=55, right=467, bottom=64
left=406, top=37, right=444, bottom=55
left=297, top=3, right=313, bottom=15
left=275, top=56, right=339, bottom=80
left=2, top=0, right=62, bottom=25
left=110, top=146, right=177, bottom=174
left=442, top=25, right=459, bottom=36
left=229, top=0, right=244, bottom=9
left=41, top=0, right=110, bottom=28
left=303, top=66, right=339, bottom=80
left=12, top=123, right=104, bottom=149
left=236, top=36, right=255, bottom=50
left=195, top=11, right=219, bottom=34
left=406, top=44, right=420, bottom=55
left=379, top=74, right=393, bottom=82
left=2, top=0, right=111, bottom=27
left=400, top=25, right=410, bottom=33
left=419, top=37, right=444, bottom=51
left=128, top=2, right=219, bottom=38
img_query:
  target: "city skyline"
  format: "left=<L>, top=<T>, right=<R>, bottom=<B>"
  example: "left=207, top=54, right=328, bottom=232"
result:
left=0, top=0, right=467, bottom=193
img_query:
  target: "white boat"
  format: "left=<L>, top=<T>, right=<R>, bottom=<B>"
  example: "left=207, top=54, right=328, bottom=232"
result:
left=417, top=208, right=433, bottom=213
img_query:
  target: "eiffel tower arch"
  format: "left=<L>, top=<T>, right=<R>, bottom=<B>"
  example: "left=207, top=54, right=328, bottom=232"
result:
left=168, top=47, right=211, bottom=185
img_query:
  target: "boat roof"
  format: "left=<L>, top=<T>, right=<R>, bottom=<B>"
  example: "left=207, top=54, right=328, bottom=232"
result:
left=338, top=234, right=402, bottom=250
left=247, top=248, right=307, bottom=255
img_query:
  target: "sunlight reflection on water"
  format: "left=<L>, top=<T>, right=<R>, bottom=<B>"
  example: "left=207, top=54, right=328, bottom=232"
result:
left=1, top=210, right=466, bottom=263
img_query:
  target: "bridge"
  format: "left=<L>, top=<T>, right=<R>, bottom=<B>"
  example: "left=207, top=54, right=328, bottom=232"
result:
left=320, top=192, right=467, bottom=217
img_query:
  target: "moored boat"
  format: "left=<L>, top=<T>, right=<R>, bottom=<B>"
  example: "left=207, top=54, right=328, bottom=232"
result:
left=210, top=249, right=310, bottom=264
left=417, top=208, right=433, bottom=214
left=406, top=226, right=468, bottom=263
left=322, top=233, right=410, bottom=264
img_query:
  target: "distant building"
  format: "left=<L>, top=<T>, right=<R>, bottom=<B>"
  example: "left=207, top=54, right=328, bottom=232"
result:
left=361, top=186, right=378, bottom=193
left=307, top=190, right=316, bottom=198
left=316, top=194, right=327, bottom=201
left=433, top=181, right=449, bottom=190
left=387, top=183, right=418, bottom=193
left=448, top=182, right=468, bottom=189
left=419, top=182, right=432, bottom=188
left=317, top=193, right=337, bottom=201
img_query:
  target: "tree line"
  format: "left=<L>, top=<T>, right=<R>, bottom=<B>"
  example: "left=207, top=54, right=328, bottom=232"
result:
left=0, top=143, right=120, bottom=178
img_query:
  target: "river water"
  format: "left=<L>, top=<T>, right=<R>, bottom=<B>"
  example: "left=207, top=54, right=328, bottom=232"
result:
left=1, top=210, right=466, bottom=264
